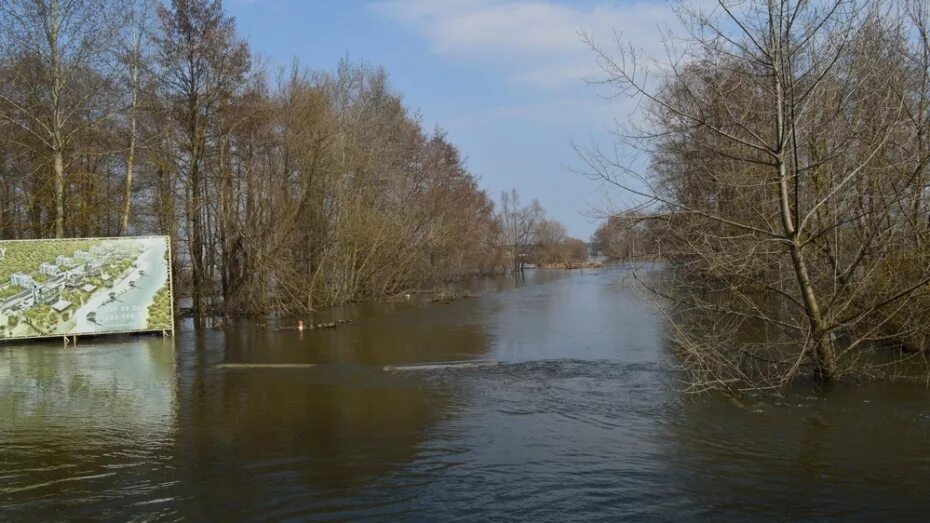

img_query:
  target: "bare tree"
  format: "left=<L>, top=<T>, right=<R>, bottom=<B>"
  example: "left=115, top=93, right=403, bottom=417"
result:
left=582, top=0, right=930, bottom=389
left=154, top=0, right=249, bottom=320
left=118, top=0, right=153, bottom=234
left=499, top=189, right=544, bottom=272
left=533, top=218, right=567, bottom=265
left=0, top=0, right=120, bottom=237
left=592, top=213, right=659, bottom=260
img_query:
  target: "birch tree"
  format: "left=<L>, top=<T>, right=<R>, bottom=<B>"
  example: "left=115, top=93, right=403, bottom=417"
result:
left=0, top=0, right=119, bottom=237
left=118, top=0, right=154, bottom=234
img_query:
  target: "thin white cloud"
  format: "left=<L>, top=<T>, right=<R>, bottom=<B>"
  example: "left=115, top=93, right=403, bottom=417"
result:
left=444, top=93, right=612, bottom=131
left=372, top=0, right=682, bottom=90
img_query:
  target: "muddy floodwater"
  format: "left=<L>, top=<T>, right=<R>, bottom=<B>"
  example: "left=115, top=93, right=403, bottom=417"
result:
left=3, top=265, right=930, bottom=521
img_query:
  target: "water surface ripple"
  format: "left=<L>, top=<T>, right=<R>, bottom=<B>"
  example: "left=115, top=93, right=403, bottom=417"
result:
left=2, top=266, right=930, bottom=521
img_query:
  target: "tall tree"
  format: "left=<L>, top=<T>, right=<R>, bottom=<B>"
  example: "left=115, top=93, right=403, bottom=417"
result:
left=154, top=0, right=249, bottom=319
left=119, top=0, right=154, bottom=234
left=499, top=189, right=544, bottom=272
left=584, top=0, right=930, bottom=388
left=0, top=0, right=120, bottom=237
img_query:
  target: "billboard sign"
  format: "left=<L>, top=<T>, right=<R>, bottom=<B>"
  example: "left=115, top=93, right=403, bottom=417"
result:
left=0, top=236, right=174, bottom=340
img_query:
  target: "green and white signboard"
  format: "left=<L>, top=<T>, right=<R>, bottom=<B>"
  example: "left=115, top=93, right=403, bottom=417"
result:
left=0, top=236, right=174, bottom=340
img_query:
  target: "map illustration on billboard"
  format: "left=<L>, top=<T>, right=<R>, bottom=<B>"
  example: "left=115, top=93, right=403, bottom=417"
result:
left=0, top=236, right=174, bottom=340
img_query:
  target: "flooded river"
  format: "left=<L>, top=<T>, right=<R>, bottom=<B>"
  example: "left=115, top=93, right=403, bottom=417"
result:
left=3, top=265, right=930, bottom=521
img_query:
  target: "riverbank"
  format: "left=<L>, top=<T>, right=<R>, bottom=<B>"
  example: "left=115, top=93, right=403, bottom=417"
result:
left=536, top=260, right=606, bottom=270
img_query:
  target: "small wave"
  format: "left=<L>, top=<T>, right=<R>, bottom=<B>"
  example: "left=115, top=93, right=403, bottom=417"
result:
left=1, top=472, right=117, bottom=495
left=132, top=497, right=176, bottom=506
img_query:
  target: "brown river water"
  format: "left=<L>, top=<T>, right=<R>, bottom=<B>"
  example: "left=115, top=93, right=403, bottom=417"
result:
left=3, top=265, right=930, bottom=521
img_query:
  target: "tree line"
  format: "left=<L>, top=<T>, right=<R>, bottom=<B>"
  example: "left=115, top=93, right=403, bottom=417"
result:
left=584, top=0, right=930, bottom=389
left=0, top=0, right=582, bottom=319
left=591, top=214, right=663, bottom=260
left=499, top=189, right=590, bottom=271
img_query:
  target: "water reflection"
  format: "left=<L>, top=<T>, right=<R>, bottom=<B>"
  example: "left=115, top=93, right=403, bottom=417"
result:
left=4, top=266, right=927, bottom=521
left=173, top=365, right=457, bottom=519
left=666, top=384, right=930, bottom=520
left=485, top=266, right=665, bottom=363
left=0, top=338, right=177, bottom=519
left=0, top=267, right=674, bottom=521
left=164, top=317, right=495, bottom=520
left=221, top=292, right=495, bottom=366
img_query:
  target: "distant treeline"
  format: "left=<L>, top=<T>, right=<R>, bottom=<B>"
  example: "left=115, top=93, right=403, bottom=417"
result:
left=591, top=214, right=663, bottom=260
left=0, top=0, right=531, bottom=317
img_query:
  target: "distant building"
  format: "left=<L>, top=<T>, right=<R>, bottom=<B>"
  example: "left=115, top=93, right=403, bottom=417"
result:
left=74, top=250, right=91, bottom=260
left=39, top=263, right=60, bottom=276
left=50, top=299, right=72, bottom=313
left=90, top=244, right=111, bottom=256
left=65, top=273, right=82, bottom=288
left=33, top=283, right=61, bottom=305
left=56, top=256, right=75, bottom=267
left=86, top=262, right=103, bottom=277
left=82, top=283, right=97, bottom=293
left=10, top=273, right=36, bottom=289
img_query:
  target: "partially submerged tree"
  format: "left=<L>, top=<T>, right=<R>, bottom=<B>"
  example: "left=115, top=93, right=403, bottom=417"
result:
left=582, top=0, right=930, bottom=390
left=153, top=0, right=250, bottom=320
left=499, top=189, right=544, bottom=272
left=0, top=0, right=508, bottom=320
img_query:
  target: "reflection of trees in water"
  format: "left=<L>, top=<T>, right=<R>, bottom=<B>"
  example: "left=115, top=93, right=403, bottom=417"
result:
left=453, top=268, right=573, bottom=295
left=179, top=368, right=451, bottom=491
left=222, top=297, right=495, bottom=366
left=0, top=339, right=178, bottom=519
left=663, top=384, right=930, bottom=520
left=0, top=338, right=176, bottom=426
left=169, top=316, right=492, bottom=516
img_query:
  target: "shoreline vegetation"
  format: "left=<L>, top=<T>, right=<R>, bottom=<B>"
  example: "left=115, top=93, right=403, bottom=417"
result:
left=583, top=0, right=930, bottom=392
left=0, top=0, right=589, bottom=323
left=181, top=260, right=611, bottom=323
left=536, top=261, right=605, bottom=270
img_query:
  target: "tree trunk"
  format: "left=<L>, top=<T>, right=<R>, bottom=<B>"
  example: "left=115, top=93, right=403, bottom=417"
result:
left=121, top=28, right=140, bottom=235
left=53, top=147, right=64, bottom=238
left=771, top=24, right=837, bottom=382
left=191, top=157, right=205, bottom=324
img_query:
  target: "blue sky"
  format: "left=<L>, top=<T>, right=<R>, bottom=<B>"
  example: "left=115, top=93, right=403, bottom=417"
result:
left=226, top=0, right=682, bottom=239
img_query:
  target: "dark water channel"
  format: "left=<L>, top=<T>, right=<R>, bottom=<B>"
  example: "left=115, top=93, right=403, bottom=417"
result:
left=3, top=265, right=930, bottom=521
